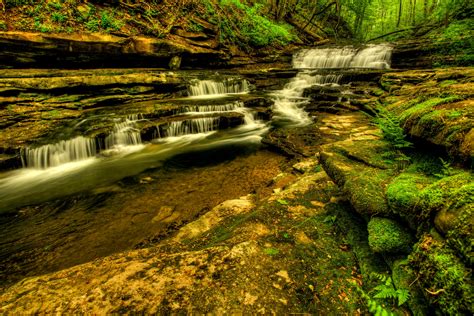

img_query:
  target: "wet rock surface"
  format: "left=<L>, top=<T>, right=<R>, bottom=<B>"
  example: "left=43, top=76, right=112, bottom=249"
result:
left=0, top=64, right=472, bottom=315
left=0, top=31, right=225, bottom=69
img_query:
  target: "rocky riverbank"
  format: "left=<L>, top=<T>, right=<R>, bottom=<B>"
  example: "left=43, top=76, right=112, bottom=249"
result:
left=1, top=65, right=472, bottom=314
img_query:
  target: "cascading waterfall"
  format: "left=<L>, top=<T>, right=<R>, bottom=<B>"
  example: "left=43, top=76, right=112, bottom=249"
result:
left=22, top=136, right=96, bottom=169
left=188, top=79, right=250, bottom=97
left=293, top=44, right=393, bottom=69
left=105, top=114, right=143, bottom=149
left=184, top=102, right=241, bottom=113
left=273, top=44, right=392, bottom=126
left=272, top=73, right=342, bottom=126
left=165, top=117, right=220, bottom=137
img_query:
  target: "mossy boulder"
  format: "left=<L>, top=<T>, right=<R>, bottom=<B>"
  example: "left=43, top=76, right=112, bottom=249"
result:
left=320, top=139, right=395, bottom=218
left=386, top=172, right=432, bottom=229
left=367, top=217, right=414, bottom=254
left=386, top=162, right=473, bottom=240
left=431, top=178, right=473, bottom=263
left=382, top=68, right=474, bottom=163
left=409, top=233, right=473, bottom=315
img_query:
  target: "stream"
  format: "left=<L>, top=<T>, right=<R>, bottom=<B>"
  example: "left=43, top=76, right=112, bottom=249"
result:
left=0, top=44, right=393, bottom=287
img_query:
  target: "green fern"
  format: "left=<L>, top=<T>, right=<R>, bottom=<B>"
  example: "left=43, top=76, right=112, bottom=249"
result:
left=370, top=273, right=411, bottom=307
left=352, top=272, right=411, bottom=315
left=396, top=288, right=410, bottom=306
left=370, top=105, right=413, bottom=149
left=434, top=157, right=454, bottom=178
left=367, top=298, right=394, bottom=316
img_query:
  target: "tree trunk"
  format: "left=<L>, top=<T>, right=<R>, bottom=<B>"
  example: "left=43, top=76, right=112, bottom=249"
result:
left=413, top=0, right=417, bottom=25
left=429, top=0, right=437, bottom=15
left=397, top=0, right=403, bottom=28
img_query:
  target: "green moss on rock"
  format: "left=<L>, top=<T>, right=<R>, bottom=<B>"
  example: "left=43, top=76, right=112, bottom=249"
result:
left=399, top=96, right=461, bottom=123
left=386, top=173, right=430, bottom=223
left=419, top=172, right=473, bottom=220
left=409, top=234, right=473, bottom=315
left=320, top=140, right=396, bottom=218
left=367, top=217, right=414, bottom=254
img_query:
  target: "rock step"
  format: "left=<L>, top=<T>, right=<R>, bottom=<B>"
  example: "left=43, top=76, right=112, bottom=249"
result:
left=0, top=32, right=226, bottom=69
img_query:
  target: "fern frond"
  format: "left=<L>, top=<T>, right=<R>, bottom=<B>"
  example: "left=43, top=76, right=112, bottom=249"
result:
left=370, top=272, right=390, bottom=283
left=373, top=287, right=398, bottom=300
left=396, top=289, right=410, bottom=306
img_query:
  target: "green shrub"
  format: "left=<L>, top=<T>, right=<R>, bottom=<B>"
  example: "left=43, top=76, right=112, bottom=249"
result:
left=218, top=0, right=296, bottom=48
left=0, top=20, right=7, bottom=31
left=100, top=10, right=124, bottom=31
left=85, top=19, right=99, bottom=32
left=34, top=20, right=51, bottom=33
left=51, top=12, right=66, bottom=24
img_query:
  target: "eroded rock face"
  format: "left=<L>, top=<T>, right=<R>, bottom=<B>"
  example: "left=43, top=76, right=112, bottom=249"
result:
left=381, top=68, right=474, bottom=164
left=0, top=32, right=226, bottom=68
left=173, top=196, right=255, bottom=242
left=0, top=166, right=365, bottom=314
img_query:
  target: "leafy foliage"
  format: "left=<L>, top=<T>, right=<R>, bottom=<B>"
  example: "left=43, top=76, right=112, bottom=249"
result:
left=218, top=0, right=295, bottom=48
left=263, top=247, right=280, bottom=256
left=434, top=157, right=454, bottom=178
left=354, top=272, right=411, bottom=316
left=51, top=12, right=66, bottom=24
left=370, top=273, right=410, bottom=307
left=371, top=106, right=412, bottom=149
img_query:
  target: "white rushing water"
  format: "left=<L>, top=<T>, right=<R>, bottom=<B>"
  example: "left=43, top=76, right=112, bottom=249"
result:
left=188, top=79, right=250, bottom=98
left=105, top=114, right=143, bottom=150
left=22, top=136, right=97, bottom=169
left=184, top=102, right=241, bottom=114
left=271, top=73, right=342, bottom=127
left=293, top=44, right=393, bottom=69
left=165, top=117, right=221, bottom=137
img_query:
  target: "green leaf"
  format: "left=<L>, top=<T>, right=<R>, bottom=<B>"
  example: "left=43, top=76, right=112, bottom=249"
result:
left=277, top=199, right=289, bottom=205
left=397, top=289, right=410, bottom=306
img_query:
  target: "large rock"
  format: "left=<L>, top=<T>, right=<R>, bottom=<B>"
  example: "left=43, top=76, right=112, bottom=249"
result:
left=0, top=31, right=226, bottom=68
left=381, top=68, right=474, bottom=164
left=409, top=233, right=473, bottom=315
left=320, top=139, right=395, bottom=217
left=367, top=217, right=414, bottom=254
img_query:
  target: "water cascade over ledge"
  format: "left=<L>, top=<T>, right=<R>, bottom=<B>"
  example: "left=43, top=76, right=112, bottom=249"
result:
left=293, top=44, right=393, bottom=69
left=188, top=79, right=250, bottom=97
left=184, top=102, right=241, bottom=114
left=271, top=73, right=342, bottom=127
left=272, top=44, right=393, bottom=126
left=165, top=117, right=221, bottom=137
left=105, top=114, right=143, bottom=151
left=21, top=136, right=97, bottom=169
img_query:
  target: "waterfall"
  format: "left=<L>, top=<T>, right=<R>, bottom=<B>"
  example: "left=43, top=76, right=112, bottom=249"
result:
left=105, top=115, right=143, bottom=149
left=184, top=102, right=242, bottom=113
left=165, top=117, right=220, bottom=137
left=293, top=44, right=393, bottom=69
left=188, top=79, right=250, bottom=96
left=22, top=136, right=96, bottom=169
left=272, top=73, right=342, bottom=126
